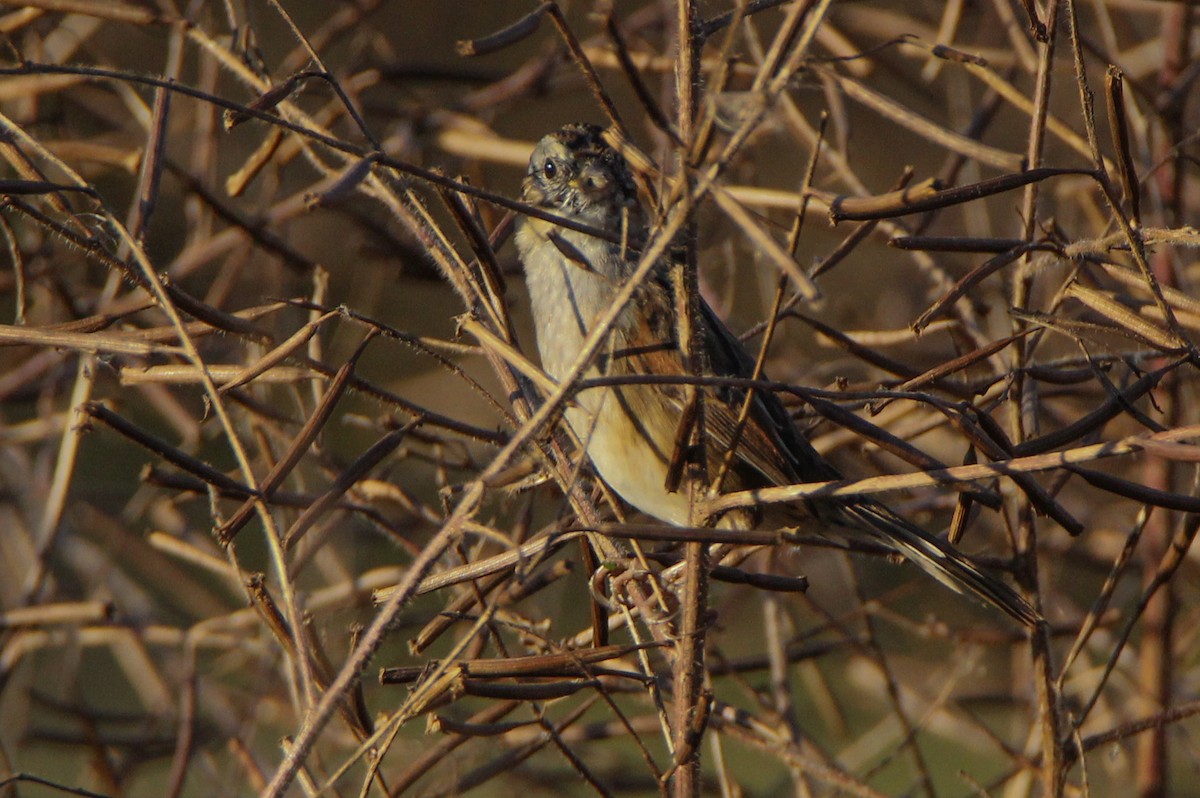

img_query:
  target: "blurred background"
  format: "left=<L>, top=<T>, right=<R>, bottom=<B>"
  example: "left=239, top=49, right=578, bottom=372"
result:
left=1, top=1, right=1198, bottom=796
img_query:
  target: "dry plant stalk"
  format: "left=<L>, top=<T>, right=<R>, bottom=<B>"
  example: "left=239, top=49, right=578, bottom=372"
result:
left=0, top=2, right=1197, bottom=797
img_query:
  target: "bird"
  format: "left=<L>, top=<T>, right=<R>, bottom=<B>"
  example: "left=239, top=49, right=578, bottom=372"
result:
left=513, top=122, right=1039, bottom=628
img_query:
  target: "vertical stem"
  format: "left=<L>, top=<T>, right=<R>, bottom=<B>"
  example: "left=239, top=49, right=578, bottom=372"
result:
left=1011, top=1, right=1063, bottom=795
left=670, top=2, right=708, bottom=797
left=1136, top=5, right=1190, bottom=796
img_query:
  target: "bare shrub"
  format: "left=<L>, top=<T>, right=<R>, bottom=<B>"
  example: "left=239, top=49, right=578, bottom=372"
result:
left=1, top=2, right=1198, bottom=796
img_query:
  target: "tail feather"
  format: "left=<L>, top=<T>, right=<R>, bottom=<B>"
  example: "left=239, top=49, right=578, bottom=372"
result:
left=845, top=502, right=1041, bottom=628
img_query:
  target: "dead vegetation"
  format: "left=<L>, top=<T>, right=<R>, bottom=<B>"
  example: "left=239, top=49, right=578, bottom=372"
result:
left=1, top=1, right=1199, bottom=796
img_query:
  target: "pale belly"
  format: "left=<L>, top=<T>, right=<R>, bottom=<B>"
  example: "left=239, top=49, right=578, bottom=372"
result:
left=565, top=386, right=695, bottom=527
left=518, top=223, right=717, bottom=527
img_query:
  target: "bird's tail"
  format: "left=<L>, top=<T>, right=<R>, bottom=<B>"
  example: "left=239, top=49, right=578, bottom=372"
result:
left=845, top=502, right=1041, bottom=628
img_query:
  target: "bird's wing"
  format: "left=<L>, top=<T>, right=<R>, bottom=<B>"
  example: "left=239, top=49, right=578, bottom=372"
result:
left=695, top=298, right=841, bottom=487
left=610, top=272, right=825, bottom=490
left=615, top=275, right=1040, bottom=626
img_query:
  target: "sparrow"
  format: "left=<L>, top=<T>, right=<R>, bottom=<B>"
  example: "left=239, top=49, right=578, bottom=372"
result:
left=513, top=123, right=1038, bottom=627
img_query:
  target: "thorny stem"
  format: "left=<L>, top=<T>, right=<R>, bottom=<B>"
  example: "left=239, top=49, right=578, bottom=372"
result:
left=669, top=2, right=708, bottom=797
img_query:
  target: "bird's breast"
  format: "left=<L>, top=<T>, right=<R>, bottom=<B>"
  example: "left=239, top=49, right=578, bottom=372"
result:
left=515, top=220, right=630, bottom=380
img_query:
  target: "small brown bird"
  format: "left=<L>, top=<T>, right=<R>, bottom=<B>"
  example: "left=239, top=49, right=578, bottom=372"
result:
left=514, top=123, right=1038, bottom=627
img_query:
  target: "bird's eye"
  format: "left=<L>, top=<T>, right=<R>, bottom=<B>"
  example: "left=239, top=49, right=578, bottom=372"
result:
left=542, top=160, right=558, bottom=179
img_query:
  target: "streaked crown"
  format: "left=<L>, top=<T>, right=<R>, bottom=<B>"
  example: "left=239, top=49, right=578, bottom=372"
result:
left=522, top=123, right=638, bottom=230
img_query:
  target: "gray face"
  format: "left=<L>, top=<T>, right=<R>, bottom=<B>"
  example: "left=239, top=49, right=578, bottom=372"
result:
left=522, top=124, right=638, bottom=229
